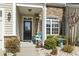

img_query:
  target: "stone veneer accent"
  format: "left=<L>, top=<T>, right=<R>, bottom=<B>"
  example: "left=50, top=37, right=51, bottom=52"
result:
left=46, top=6, right=64, bottom=20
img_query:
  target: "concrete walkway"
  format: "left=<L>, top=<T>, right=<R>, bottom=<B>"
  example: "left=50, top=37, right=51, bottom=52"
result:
left=0, top=42, right=40, bottom=56
left=0, top=50, right=4, bottom=56
left=17, top=42, right=40, bottom=56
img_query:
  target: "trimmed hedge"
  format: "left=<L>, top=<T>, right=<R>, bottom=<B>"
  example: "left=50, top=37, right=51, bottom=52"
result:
left=44, top=36, right=58, bottom=49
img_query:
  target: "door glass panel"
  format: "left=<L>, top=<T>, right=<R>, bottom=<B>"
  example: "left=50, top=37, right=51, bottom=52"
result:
left=25, top=22, right=30, bottom=31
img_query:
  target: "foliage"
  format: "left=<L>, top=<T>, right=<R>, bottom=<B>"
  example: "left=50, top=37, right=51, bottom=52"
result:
left=44, top=35, right=58, bottom=49
left=63, top=45, right=74, bottom=53
left=47, top=35, right=54, bottom=39
left=5, top=37, right=20, bottom=54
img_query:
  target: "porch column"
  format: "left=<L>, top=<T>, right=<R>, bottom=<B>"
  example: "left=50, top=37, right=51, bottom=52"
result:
left=13, top=3, right=16, bottom=36
left=42, top=4, right=46, bottom=45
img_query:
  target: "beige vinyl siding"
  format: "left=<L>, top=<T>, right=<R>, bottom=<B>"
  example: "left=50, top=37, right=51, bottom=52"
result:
left=0, top=3, right=13, bottom=35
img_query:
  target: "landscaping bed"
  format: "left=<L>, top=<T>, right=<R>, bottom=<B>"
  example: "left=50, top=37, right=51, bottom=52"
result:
left=36, top=47, right=79, bottom=56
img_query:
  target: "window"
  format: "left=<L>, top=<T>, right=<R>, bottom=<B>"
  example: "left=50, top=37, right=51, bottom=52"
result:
left=46, top=20, right=51, bottom=34
left=46, top=17, right=60, bottom=35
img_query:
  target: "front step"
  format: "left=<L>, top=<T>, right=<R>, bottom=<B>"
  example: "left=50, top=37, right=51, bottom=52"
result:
left=20, top=42, right=36, bottom=47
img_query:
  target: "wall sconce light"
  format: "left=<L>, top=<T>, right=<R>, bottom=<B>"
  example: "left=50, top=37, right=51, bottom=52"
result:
left=7, top=12, right=11, bottom=21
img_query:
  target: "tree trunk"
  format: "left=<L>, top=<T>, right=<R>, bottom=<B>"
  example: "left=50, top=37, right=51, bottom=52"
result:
left=74, top=24, right=77, bottom=46
left=73, top=25, right=75, bottom=46
left=71, top=26, right=74, bottom=45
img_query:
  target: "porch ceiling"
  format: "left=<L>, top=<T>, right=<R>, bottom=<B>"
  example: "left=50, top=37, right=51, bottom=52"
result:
left=17, top=6, right=42, bottom=15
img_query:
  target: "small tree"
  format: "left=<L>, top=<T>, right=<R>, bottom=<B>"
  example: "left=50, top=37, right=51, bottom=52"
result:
left=66, top=4, right=79, bottom=46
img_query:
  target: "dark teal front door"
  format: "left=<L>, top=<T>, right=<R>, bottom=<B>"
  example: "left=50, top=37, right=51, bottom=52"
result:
left=24, top=21, right=32, bottom=41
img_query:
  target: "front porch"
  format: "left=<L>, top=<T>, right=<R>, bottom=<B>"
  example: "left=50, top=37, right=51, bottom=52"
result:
left=16, top=4, right=46, bottom=43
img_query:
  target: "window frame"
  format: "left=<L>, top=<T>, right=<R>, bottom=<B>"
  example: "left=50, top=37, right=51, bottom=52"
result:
left=46, top=16, right=60, bottom=35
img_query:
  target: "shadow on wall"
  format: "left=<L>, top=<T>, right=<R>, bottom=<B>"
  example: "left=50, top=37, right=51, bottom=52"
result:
left=60, top=8, right=66, bottom=35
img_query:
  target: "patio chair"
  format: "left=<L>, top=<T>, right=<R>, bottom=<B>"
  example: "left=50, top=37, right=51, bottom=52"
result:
left=33, top=32, right=42, bottom=47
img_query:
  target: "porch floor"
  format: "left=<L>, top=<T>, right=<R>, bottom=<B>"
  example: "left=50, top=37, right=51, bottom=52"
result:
left=16, top=42, right=40, bottom=56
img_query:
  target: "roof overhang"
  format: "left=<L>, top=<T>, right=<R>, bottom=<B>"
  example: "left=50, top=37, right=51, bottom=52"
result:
left=46, top=3, right=66, bottom=7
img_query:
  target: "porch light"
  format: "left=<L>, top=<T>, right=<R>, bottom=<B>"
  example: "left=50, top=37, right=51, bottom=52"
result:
left=7, top=12, right=11, bottom=21
left=28, top=9, right=32, bottom=12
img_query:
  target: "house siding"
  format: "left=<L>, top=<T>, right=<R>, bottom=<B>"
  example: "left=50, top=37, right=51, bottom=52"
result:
left=0, top=3, right=13, bottom=36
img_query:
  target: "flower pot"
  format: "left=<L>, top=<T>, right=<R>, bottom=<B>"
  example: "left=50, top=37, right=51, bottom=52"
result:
left=50, top=48, right=58, bottom=55
left=36, top=40, right=43, bottom=48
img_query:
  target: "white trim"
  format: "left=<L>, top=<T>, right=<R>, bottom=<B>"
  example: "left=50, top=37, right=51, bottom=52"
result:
left=13, top=3, right=16, bottom=36
left=66, top=4, right=79, bottom=8
left=0, top=8, right=5, bottom=50
left=50, top=19, right=52, bottom=35
left=16, top=4, right=43, bottom=8
left=42, top=4, right=46, bottom=41
left=22, top=16, right=33, bottom=41
left=46, top=17, right=60, bottom=35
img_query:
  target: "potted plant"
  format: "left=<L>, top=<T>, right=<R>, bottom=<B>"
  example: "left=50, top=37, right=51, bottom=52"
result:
left=50, top=48, right=58, bottom=56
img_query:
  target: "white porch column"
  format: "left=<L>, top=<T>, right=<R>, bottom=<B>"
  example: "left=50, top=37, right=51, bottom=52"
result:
left=42, top=4, right=46, bottom=45
left=13, top=3, right=16, bottom=36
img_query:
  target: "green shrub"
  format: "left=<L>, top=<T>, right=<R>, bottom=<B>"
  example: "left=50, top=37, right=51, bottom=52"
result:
left=47, top=35, right=58, bottom=41
left=47, top=35, right=54, bottom=39
left=44, top=36, right=58, bottom=49
left=63, top=45, right=74, bottom=53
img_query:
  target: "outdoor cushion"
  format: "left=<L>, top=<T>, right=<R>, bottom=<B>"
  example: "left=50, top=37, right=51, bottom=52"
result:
left=34, top=32, right=42, bottom=41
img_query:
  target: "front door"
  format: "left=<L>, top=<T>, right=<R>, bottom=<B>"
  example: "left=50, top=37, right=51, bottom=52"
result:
left=24, top=21, right=32, bottom=41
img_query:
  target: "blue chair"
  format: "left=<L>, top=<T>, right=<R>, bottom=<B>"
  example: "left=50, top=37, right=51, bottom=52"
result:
left=34, top=32, right=42, bottom=41
left=33, top=32, right=42, bottom=44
